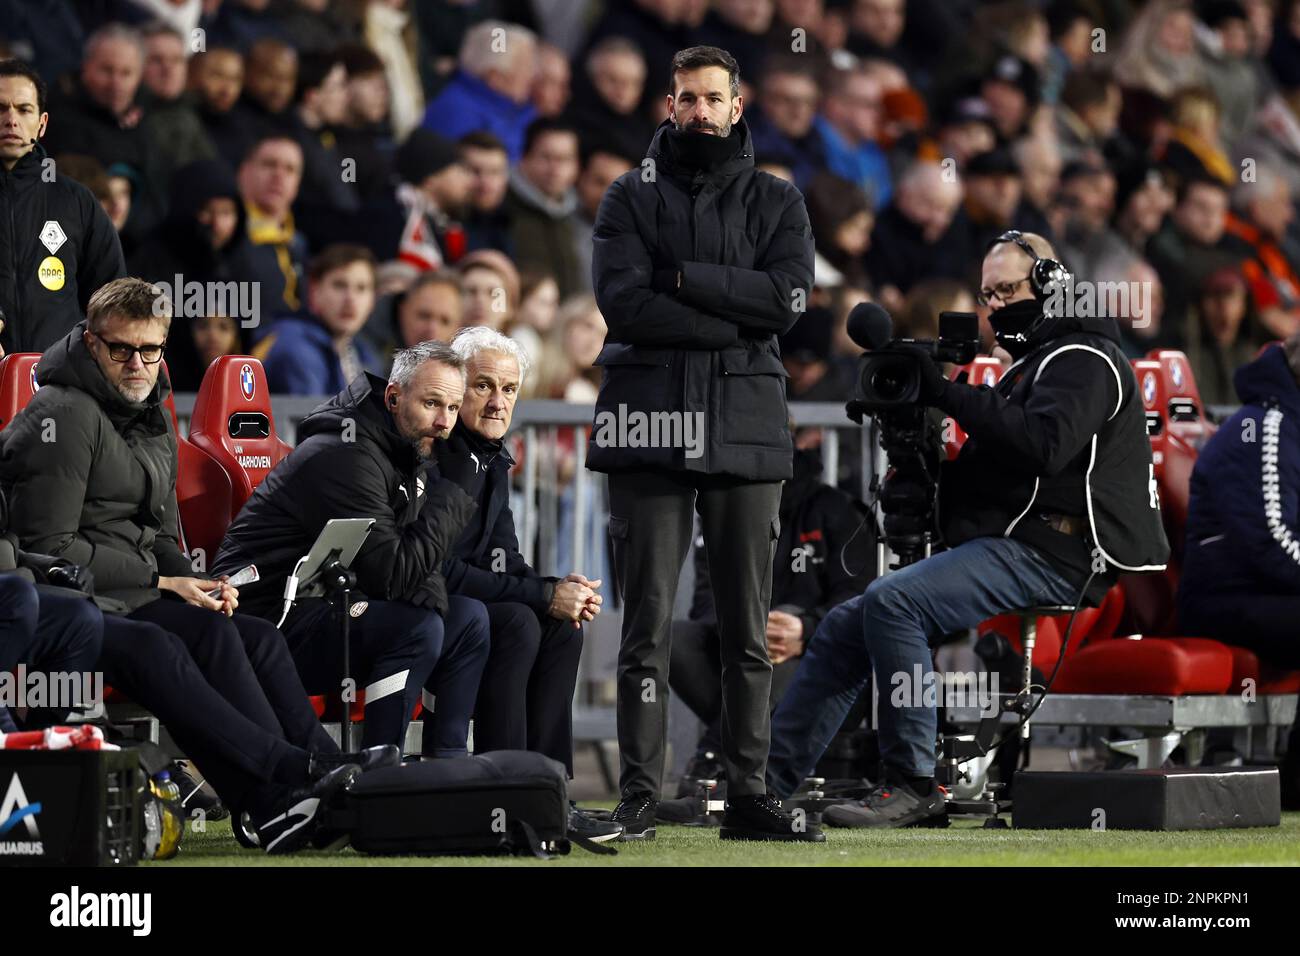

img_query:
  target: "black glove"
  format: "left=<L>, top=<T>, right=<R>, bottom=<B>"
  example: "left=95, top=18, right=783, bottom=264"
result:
left=651, top=268, right=680, bottom=295
left=434, top=448, right=481, bottom=489
left=896, top=344, right=951, bottom=408
left=45, top=562, right=95, bottom=595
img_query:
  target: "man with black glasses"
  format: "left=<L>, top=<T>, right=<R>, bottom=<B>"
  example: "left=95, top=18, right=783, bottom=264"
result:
left=0, top=278, right=387, bottom=853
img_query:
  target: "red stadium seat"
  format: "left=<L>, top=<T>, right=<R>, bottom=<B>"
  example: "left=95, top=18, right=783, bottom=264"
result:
left=1144, top=348, right=1214, bottom=447
left=188, top=356, right=293, bottom=518
left=1053, top=636, right=1235, bottom=695
left=160, top=364, right=234, bottom=565
left=0, top=353, right=41, bottom=429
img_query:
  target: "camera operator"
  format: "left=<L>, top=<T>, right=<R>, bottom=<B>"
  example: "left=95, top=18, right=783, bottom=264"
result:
left=766, top=230, right=1169, bottom=828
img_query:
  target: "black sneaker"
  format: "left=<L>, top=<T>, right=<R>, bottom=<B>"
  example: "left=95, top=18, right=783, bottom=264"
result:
left=169, top=760, right=228, bottom=820
left=309, top=745, right=401, bottom=779
left=611, top=791, right=658, bottom=841
left=821, top=776, right=948, bottom=829
left=254, top=764, right=361, bottom=855
left=720, top=793, right=826, bottom=842
left=568, top=805, right=624, bottom=843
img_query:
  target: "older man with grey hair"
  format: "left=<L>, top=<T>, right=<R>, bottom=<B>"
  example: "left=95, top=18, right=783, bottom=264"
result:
left=214, top=342, right=492, bottom=759
left=419, top=19, right=540, bottom=161
left=434, top=327, right=620, bottom=842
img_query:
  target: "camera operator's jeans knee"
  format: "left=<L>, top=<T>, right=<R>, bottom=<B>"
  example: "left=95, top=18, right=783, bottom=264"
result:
left=768, top=537, right=1077, bottom=795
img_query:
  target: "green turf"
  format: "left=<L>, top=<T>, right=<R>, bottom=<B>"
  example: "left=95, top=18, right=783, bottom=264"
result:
left=151, top=813, right=1300, bottom=867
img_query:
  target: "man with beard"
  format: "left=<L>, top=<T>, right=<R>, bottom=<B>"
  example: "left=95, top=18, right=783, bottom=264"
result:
left=214, top=341, right=491, bottom=757
left=589, top=45, right=821, bottom=842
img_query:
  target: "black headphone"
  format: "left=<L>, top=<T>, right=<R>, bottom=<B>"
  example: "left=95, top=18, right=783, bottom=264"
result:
left=988, top=230, right=1070, bottom=301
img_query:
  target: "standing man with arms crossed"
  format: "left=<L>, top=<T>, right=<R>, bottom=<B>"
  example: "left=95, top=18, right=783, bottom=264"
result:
left=589, top=45, right=822, bottom=842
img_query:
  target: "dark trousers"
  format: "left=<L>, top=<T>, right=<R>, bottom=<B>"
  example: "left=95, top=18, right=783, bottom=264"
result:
left=285, top=595, right=491, bottom=755
left=98, top=614, right=322, bottom=814
left=608, top=470, right=782, bottom=798
left=669, top=618, right=800, bottom=758
left=128, top=598, right=336, bottom=754
left=0, top=576, right=103, bottom=728
left=473, top=601, right=583, bottom=775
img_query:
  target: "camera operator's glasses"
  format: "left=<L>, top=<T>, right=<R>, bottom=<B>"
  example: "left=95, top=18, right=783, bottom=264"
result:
left=92, top=331, right=166, bottom=364
left=976, top=276, right=1031, bottom=306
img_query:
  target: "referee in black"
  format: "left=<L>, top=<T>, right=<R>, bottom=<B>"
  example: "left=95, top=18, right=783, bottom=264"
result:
left=589, top=46, right=821, bottom=842
left=0, top=59, right=124, bottom=355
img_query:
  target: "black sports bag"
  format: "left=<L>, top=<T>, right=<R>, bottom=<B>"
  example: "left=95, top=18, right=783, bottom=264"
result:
left=326, top=750, right=613, bottom=857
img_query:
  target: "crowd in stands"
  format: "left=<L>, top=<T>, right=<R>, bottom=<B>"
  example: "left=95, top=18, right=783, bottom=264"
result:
left=1, top=0, right=1296, bottom=411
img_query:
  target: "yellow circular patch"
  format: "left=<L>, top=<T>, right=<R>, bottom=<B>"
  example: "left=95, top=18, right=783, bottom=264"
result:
left=38, top=256, right=66, bottom=292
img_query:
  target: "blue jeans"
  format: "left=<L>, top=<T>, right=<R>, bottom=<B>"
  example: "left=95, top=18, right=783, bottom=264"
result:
left=767, top=536, right=1078, bottom=796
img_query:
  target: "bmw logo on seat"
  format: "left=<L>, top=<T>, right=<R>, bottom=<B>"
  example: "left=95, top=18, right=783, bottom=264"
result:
left=1170, top=360, right=1184, bottom=390
left=30, top=363, right=38, bottom=393
left=240, top=364, right=256, bottom=401
left=1142, top=372, right=1157, bottom=406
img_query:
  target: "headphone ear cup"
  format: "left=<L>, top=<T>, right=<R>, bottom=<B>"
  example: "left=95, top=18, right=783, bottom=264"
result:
left=1031, top=258, right=1069, bottom=298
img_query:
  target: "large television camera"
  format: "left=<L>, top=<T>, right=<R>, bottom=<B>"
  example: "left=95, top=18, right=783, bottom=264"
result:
left=842, top=304, right=981, bottom=567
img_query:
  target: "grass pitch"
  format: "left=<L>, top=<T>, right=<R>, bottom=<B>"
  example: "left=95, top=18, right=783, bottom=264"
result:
left=153, top=813, right=1300, bottom=867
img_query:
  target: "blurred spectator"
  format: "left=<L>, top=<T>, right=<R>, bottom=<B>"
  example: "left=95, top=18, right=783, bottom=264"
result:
left=421, top=20, right=539, bottom=162
left=693, top=0, right=776, bottom=82
left=1195, top=0, right=1261, bottom=146
left=1056, top=67, right=1125, bottom=167
left=898, top=276, right=978, bottom=342
left=572, top=145, right=635, bottom=294
left=131, top=158, right=259, bottom=387
left=459, top=130, right=514, bottom=254
left=270, top=0, right=357, bottom=53
left=866, top=159, right=968, bottom=310
left=780, top=305, right=850, bottom=403
left=1043, top=0, right=1097, bottom=105
left=43, top=23, right=198, bottom=240
left=1096, top=253, right=1167, bottom=359
left=1225, top=166, right=1300, bottom=338
left=1160, top=86, right=1235, bottom=186
left=0, top=59, right=125, bottom=355
left=979, top=52, right=1039, bottom=143
left=56, top=154, right=134, bottom=250
left=932, top=97, right=999, bottom=171
left=1184, top=265, right=1263, bottom=404
left=287, top=48, right=361, bottom=248
left=747, top=55, right=826, bottom=189
left=1013, top=134, right=1062, bottom=223
left=140, top=20, right=217, bottom=172
left=504, top=118, right=583, bottom=298
left=516, top=270, right=562, bottom=340
left=816, top=64, right=891, bottom=207
left=188, top=46, right=248, bottom=169
left=362, top=0, right=423, bottom=139
left=530, top=292, right=606, bottom=401
left=846, top=0, right=914, bottom=73
left=804, top=171, right=872, bottom=288
left=460, top=248, right=520, bottom=332
left=410, top=0, right=491, bottom=99
left=1113, top=160, right=1175, bottom=255
left=582, top=0, right=693, bottom=118
left=257, top=242, right=381, bottom=394
left=564, top=36, right=656, bottom=165
left=1054, top=158, right=1122, bottom=281
left=334, top=42, right=394, bottom=200
left=362, top=128, right=471, bottom=271
left=0, top=0, right=86, bottom=87
left=766, top=0, right=839, bottom=74
left=958, top=147, right=1050, bottom=255
left=532, top=42, right=572, bottom=119
left=207, top=0, right=293, bottom=51
left=237, top=132, right=307, bottom=320
left=1147, top=173, right=1243, bottom=334
left=362, top=269, right=464, bottom=372
left=1114, top=0, right=1203, bottom=99
left=231, top=37, right=297, bottom=141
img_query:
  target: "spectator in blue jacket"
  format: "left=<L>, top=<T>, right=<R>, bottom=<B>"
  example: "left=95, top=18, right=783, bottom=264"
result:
left=420, top=20, right=539, bottom=163
left=814, top=64, right=892, bottom=210
left=257, top=243, right=382, bottom=395
left=1179, top=334, right=1300, bottom=808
